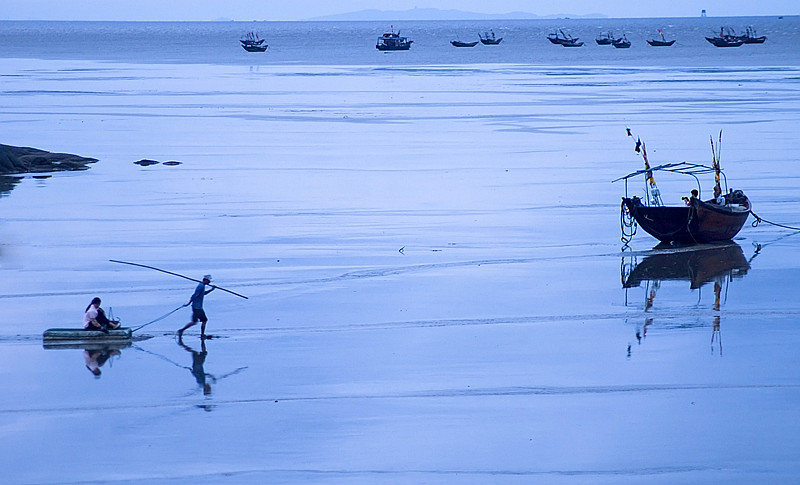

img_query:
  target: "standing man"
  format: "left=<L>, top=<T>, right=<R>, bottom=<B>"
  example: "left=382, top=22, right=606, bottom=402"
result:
left=178, top=275, right=215, bottom=338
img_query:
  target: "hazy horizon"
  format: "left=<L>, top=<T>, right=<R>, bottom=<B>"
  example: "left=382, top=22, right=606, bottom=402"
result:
left=1, top=1, right=796, bottom=21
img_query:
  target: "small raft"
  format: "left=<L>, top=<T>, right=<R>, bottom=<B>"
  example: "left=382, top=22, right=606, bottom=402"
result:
left=43, top=327, right=133, bottom=344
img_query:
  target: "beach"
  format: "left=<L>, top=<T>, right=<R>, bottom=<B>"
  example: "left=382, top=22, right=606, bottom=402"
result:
left=2, top=18, right=800, bottom=484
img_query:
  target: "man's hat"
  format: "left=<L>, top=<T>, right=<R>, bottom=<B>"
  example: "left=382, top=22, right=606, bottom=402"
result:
left=203, top=274, right=212, bottom=281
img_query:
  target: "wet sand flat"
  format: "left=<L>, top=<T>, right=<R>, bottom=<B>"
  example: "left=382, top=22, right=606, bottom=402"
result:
left=2, top=57, right=800, bottom=484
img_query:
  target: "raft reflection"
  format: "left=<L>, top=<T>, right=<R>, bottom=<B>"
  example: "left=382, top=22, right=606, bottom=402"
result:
left=622, top=242, right=752, bottom=355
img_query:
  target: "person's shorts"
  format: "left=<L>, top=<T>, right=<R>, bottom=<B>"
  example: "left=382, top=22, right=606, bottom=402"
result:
left=191, top=308, right=208, bottom=323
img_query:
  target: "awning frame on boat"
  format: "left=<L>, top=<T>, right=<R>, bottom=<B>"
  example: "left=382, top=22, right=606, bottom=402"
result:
left=612, top=161, right=729, bottom=203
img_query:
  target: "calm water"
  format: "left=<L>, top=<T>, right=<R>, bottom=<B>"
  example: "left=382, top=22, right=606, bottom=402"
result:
left=0, top=17, right=798, bottom=66
left=2, top=18, right=800, bottom=485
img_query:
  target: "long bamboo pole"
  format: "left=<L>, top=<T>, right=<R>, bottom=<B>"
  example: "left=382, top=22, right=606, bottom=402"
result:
left=109, top=260, right=249, bottom=299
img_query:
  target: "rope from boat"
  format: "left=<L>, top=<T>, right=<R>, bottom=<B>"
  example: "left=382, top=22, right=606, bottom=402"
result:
left=750, top=211, right=800, bottom=232
left=686, top=206, right=700, bottom=244
left=620, top=199, right=637, bottom=249
left=132, top=304, right=188, bottom=333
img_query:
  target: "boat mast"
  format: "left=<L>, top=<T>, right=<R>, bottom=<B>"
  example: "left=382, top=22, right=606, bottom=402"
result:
left=627, top=128, right=662, bottom=206
left=710, top=130, right=723, bottom=198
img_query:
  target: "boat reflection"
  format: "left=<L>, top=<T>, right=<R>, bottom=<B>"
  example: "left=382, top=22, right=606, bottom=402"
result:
left=43, top=338, right=130, bottom=377
left=622, top=241, right=750, bottom=290
left=622, top=242, right=752, bottom=355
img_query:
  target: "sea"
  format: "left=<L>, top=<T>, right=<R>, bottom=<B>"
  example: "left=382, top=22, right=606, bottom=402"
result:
left=2, top=17, right=800, bottom=485
left=1, top=17, right=798, bottom=66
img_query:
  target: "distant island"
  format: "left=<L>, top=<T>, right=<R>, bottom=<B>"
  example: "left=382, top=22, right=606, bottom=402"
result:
left=308, top=8, right=606, bottom=21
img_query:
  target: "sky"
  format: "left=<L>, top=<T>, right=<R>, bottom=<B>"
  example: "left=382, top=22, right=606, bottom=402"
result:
left=1, top=0, right=796, bottom=21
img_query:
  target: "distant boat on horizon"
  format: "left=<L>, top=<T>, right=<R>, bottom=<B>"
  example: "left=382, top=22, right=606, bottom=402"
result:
left=376, top=26, right=413, bottom=50
left=612, top=34, right=631, bottom=48
left=240, top=31, right=268, bottom=52
left=479, top=30, right=503, bottom=44
left=595, top=31, right=613, bottom=45
left=548, top=29, right=580, bottom=46
left=451, top=39, right=479, bottom=47
left=647, top=28, right=675, bottom=46
left=705, top=28, right=744, bottom=47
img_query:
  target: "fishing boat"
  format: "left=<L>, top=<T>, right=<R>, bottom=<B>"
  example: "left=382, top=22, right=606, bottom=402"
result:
left=43, top=327, right=133, bottom=346
left=612, top=34, right=632, bottom=48
left=705, top=28, right=744, bottom=47
left=739, top=26, right=767, bottom=44
left=616, top=132, right=751, bottom=245
left=376, top=28, right=413, bottom=51
left=705, top=36, right=744, bottom=47
left=595, top=31, right=613, bottom=45
left=479, top=30, right=502, bottom=45
left=240, top=32, right=268, bottom=52
left=548, top=30, right=579, bottom=45
left=647, top=29, right=675, bottom=46
left=451, top=40, right=479, bottom=47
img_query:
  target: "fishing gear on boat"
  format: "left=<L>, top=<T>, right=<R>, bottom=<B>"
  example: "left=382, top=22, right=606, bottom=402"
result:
left=626, top=127, right=662, bottom=206
left=109, top=260, right=248, bottom=299
left=620, top=199, right=638, bottom=249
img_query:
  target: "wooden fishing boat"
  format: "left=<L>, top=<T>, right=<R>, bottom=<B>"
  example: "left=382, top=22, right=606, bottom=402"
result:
left=240, top=32, right=268, bottom=52
left=706, top=28, right=744, bottom=47
left=623, top=192, right=751, bottom=244
left=616, top=162, right=751, bottom=244
left=376, top=28, right=413, bottom=51
left=43, top=327, right=133, bottom=343
left=647, top=28, right=675, bottom=46
left=451, top=40, right=479, bottom=47
left=612, top=34, right=631, bottom=48
left=705, top=36, right=744, bottom=47
left=548, top=30, right=579, bottom=45
left=595, top=32, right=613, bottom=45
left=647, top=39, right=675, bottom=46
left=479, top=31, right=502, bottom=45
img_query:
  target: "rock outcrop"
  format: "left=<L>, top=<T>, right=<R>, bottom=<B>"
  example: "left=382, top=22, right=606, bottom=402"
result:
left=0, top=144, right=98, bottom=174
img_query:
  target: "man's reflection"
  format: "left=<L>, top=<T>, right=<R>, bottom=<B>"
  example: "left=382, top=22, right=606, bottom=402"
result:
left=84, top=347, right=121, bottom=377
left=178, top=335, right=214, bottom=395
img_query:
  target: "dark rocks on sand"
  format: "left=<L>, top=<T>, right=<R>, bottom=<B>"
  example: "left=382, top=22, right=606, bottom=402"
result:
left=134, top=159, right=182, bottom=166
left=0, top=144, right=98, bottom=174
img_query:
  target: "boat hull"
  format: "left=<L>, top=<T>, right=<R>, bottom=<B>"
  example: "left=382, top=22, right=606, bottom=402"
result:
left=705, top=36, right=744, bottom=47
left=479, top=38, right=502, bottom=45
left=43, top=327, right=133, bottom=342
left=451, top=41, right=479, bottom=47
left=647, top=39, right=675, bottom=46
left=623, top=197, right=750, bottom=244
